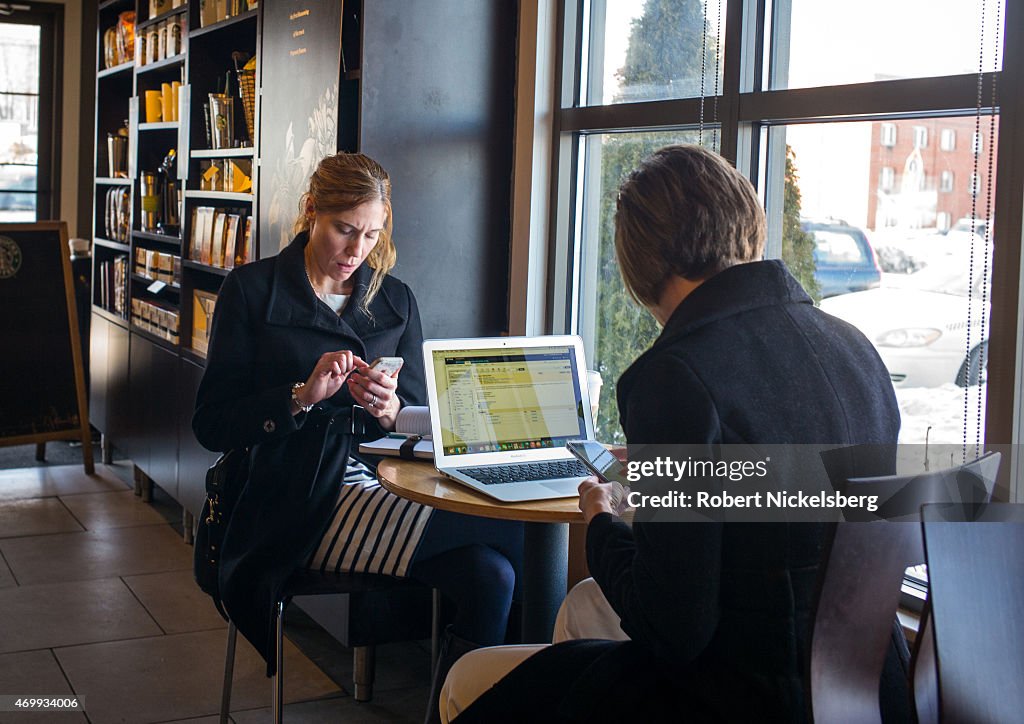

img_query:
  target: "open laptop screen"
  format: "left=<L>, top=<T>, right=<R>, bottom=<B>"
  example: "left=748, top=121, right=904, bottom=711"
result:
left=430, top=345, right=586, bottom=456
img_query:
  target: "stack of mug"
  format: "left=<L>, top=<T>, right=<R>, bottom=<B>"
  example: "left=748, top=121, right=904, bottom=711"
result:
left=144, top=82, right=182, bottom=123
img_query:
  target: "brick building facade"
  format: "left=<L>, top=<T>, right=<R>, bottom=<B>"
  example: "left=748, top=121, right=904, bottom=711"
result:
left=867, top=116, right=998, bottom=232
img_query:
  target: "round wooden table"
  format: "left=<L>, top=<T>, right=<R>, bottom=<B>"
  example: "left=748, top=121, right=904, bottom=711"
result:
left=377, top=458, right=584, bottom=643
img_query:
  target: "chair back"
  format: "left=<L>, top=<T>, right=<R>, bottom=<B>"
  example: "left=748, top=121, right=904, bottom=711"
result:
left=921, top=502, right=1024, bottom=723
left=809, top=451, right=1000, bottom=724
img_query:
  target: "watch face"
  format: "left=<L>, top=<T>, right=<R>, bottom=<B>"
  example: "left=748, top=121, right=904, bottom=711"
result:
left=0, top=236, right=22, bottom=279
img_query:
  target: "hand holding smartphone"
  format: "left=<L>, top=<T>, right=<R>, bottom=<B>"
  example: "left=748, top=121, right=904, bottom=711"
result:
left=367, top=356, right=404, bottom=376
left=566, top=440, right=628, bottom=485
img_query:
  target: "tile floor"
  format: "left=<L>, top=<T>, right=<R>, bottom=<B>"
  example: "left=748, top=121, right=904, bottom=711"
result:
left=0, top=463, right=431, bottom=723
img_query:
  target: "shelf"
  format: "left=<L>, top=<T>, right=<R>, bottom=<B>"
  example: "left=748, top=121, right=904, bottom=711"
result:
left=99, top=0, right=132, bottom=11
left=92, top=305, right=130, bottom=328
left=136, top=53, right=186, bottom=75
left=131, top=323, right=180, bottom=352
left=182, top=258, right=231, bottom=277
left=133, top=230, right=182, bottom=245
left=191, top=148, right=254, bottom=158
left=184, top=190, right=253, bottom=202
left=137, top=4, right=189, bottom=30
left=190, top=9, right=258, bottom=39
left=96, top=177, right=131, bottom=185
left=181, top=347, right=208, bottom=366
left=132, top=273, right=181, bottom=292
left=97, top=62, right=134, bottom=80
left=94, top=237, right=131, bottom=253
left=139, top=121, right=180, bottom=131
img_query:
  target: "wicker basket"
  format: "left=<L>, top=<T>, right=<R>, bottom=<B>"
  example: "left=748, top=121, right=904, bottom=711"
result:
left=237, top=68, right=256, bottom=145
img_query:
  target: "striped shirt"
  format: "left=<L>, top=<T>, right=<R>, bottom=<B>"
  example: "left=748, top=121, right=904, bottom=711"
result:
left=305, top=457, right=433, bottom=577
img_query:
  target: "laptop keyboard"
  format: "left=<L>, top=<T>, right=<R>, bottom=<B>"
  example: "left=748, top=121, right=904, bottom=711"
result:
left=457, top=460, right=590, bottom=486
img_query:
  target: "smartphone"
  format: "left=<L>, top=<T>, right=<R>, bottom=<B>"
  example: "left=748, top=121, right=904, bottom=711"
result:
left=566, top=440, right=629, bottom=487
left=368, top=356, right=404, bottom=376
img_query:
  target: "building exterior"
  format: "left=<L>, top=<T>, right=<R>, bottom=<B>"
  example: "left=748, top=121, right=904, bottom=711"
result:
left=867, top=116, right=999, bottom=233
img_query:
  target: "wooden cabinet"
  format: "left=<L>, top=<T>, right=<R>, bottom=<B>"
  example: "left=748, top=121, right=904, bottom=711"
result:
left=177, top=358, right=216, bottom=516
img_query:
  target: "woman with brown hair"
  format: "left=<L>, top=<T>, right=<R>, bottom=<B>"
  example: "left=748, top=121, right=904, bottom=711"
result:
left=193, top=152, right=520, bottom=715
left=440, top=144, right=901, bottom=722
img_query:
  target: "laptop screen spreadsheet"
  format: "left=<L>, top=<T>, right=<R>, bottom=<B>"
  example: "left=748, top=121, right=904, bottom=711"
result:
left=432, top=346, right=586, bottom=456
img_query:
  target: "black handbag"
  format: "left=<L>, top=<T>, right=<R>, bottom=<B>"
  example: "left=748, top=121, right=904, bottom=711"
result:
left=194, top=447, right=250, bottom=620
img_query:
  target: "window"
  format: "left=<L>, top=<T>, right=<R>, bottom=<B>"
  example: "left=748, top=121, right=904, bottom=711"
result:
left=880, top=123, right=897, bottom=147
left=0, top=7, right=60, bottom=221
left=970, top=172, right=981, bottom=196
left=879, top=166, right=895, bottom=191
left=973, top=130, right=984, bottom=156
left=550, top=0, right=1009, bottom=458
left=772, top=0, right=1003, bottom=90
left=551, top=0, right=725, bottom=441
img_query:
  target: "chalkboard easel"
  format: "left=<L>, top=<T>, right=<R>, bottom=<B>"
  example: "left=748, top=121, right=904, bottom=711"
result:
left=0, top=222, right=94, bottom=474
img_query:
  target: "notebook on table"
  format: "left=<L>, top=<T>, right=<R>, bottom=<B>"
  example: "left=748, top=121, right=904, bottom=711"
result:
left=422, top=335, right=595, bottom=502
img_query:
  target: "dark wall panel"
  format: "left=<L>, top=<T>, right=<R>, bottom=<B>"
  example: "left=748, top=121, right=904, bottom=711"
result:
left=360, top=0, right=516, bottom=338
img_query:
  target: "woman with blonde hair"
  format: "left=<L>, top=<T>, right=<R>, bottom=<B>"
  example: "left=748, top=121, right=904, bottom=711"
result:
left=194, top=152, right=520, bottom=719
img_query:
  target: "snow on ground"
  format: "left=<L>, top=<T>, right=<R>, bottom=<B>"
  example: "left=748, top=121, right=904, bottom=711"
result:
left=894, top=382, right=987, bottom=471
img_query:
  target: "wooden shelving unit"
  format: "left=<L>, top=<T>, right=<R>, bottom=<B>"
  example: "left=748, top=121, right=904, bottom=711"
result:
left=89, top=0, right=263, bottom=516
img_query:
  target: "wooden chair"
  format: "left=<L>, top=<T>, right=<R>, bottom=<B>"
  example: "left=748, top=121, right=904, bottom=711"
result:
left=808, top=451, right=999, bottom=724
left=219, top=570, right=439, bottom=724
left=920, top=502, right=1024, bottom=723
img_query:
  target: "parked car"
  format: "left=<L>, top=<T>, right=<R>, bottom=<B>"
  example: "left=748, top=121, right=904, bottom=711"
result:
left=820, top=253, right=990, bottom=388
left=803, top=220, right=882, bottom=299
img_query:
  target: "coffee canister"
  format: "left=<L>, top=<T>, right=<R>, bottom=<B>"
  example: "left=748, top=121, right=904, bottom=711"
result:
left=146, top=26, right=158, bottom=64
left=140, top=172, right=161, bottom=231
left=167, top=17, right=181, bottom=56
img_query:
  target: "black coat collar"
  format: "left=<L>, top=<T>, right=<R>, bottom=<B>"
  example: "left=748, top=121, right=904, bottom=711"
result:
left=655, top=260, right=812, bottom=348
left=265, top=232, right=405, bottom=343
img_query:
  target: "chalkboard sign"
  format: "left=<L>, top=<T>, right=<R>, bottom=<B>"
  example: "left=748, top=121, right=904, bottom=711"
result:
left=0, top=222, right=94, bottom=472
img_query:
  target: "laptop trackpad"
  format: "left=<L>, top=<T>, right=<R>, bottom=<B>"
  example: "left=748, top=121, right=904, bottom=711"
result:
left=541, top=480, right=580, bottom=496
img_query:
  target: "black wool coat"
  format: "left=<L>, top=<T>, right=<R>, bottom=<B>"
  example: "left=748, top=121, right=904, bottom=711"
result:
left=579, top=260, right=901, bottom=721
left=456, top=260, right=902, bottom=723
left=192, top=232, right=427, bottom=674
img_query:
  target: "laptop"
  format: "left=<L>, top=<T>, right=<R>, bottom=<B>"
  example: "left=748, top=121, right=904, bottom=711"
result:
left=422, top=335, right=595, bottom=502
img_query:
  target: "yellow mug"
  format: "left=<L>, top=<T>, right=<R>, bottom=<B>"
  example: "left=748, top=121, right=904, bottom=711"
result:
left=171, top=81, right=181, bottom=122
left=144, top=90, right=163, bottom=123
left=161, top=82, right=174, bottom=122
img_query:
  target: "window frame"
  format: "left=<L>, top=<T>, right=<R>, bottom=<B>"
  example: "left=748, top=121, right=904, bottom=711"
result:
left=0, top=3, right=62, bottom=221
left=541, top=0, right=1024, bottom=506
left=940, top=127, right=956, bottom=151
left=880, top=166, right=895, bottom=192
left=880, top=122, right=897, bottom=147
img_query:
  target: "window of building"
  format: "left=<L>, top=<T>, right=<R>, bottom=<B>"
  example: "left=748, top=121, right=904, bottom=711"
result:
left=0, top=8, right=60, bottom=221
left=970, top=172, right=982, bottom=196
left=880, top=123, right=897, bottom=147
left=973, top=130, right=984, bottom=156
left=548, top=0, right=1008, bottom=461
left=880, top=166, right=895, bottom=191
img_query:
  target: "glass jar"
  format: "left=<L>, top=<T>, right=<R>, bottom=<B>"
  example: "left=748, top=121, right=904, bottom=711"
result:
left=103, top=26, right=119, bottom=68
left=116, top=11, right=136, bottom=65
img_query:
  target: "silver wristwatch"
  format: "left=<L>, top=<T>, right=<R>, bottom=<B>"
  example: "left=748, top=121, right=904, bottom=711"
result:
left=291, top=382, right=314, bottom=413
